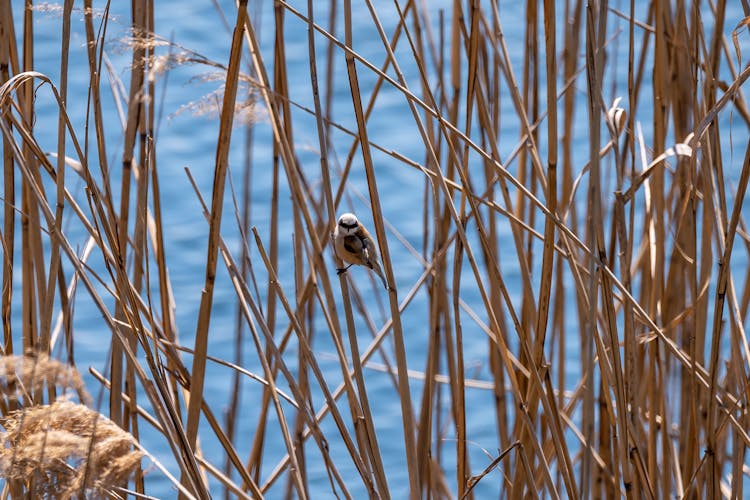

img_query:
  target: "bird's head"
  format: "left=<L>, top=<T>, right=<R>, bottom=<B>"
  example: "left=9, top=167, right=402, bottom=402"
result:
left=337, top=213, right=360, bottom=235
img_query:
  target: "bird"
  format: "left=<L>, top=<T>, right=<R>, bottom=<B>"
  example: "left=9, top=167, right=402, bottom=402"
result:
left=333, top=213, right=388, bottom=290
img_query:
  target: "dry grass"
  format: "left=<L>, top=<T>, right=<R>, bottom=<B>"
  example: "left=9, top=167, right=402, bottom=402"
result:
left=0, top=352, right=91, bottom=410
left=1, top=0, right=750, bottom=498
left=0, top=400, right=143, bottom=499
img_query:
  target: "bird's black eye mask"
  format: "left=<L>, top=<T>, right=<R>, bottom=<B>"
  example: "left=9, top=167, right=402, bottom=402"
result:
left=339, top=220, right=358, bottom=229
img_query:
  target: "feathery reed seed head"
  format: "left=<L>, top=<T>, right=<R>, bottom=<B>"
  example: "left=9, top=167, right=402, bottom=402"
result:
left=0, top=353, right=91, bottom=408
left=0, top=401, right=143, bottom=498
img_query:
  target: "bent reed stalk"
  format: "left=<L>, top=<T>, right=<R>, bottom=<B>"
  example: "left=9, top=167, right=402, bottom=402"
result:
left=1, top=1, right=749, bottom=498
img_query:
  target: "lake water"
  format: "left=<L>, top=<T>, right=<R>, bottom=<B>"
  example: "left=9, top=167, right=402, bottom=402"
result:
left=6, top=0, right=750, bottom=498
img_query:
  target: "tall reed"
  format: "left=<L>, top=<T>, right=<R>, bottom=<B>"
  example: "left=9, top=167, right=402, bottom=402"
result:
left=1, top=0, right=749, bottom=498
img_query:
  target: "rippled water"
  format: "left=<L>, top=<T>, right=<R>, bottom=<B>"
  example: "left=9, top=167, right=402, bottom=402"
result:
left=7, top=1, right=750, bottom=498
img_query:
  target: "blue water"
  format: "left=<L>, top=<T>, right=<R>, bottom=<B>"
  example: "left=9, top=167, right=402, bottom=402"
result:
left=6, top=1, right=750, bottom=498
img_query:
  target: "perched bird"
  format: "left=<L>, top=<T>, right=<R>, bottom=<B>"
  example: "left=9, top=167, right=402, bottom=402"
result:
left=333, top=213, right=388, bottom=290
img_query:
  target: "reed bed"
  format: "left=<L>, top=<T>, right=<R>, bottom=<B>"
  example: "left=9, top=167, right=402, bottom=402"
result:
left=1, top=0, right=749, bottom=498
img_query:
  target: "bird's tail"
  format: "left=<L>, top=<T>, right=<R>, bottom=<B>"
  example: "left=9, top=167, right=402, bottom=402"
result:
left=371, top=262, right=389, bottom=290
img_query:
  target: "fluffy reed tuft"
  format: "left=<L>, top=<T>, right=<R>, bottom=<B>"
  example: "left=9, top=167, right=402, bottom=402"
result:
left=0, top=354, right=91, bottom=409
left=0, top=400, right=144, bottom=499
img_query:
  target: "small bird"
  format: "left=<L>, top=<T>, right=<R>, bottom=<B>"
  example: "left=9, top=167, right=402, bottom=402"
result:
left=333, top=213, right=388, bottom=290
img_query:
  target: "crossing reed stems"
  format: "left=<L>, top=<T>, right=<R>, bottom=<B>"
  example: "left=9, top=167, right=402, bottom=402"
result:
left=1, top=1, right=750, bottom=497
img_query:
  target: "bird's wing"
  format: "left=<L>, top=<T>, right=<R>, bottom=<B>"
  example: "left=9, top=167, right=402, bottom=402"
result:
left=359, top=236, right=375, bottom=265
left=343, top=235, right=364, bottom=255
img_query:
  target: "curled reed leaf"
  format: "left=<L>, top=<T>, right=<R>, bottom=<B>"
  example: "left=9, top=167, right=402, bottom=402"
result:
left=606, top=97, right=627, bottom=138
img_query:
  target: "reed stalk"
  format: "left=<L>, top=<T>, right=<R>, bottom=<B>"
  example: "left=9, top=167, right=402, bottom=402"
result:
left=1, top=1, right=749, bottom=498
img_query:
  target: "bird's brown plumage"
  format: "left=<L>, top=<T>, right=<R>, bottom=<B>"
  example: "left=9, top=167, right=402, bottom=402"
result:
left=334, top=213, right=388, bottom=289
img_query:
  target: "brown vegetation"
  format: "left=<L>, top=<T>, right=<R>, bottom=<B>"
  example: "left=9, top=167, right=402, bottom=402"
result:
left=1, top=0, right=749, bottom=498
left=0, top=399, right=143, bottom=499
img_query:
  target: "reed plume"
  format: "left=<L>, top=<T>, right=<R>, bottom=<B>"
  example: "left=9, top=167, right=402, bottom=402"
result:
left=0, top=399, right=142, bottom=498
left=0, top=353, right=91, bottom=410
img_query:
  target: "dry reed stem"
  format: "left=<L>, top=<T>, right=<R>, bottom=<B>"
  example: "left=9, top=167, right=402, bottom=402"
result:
left=1, top=67, right=209, bottom=497
left=3, top=1, right=750, bottom=498
left=185, top=0, right=248, bottom=460
left=239, top=3, right=396, bottom=497
left=187, top=167, right=360, bottom=497
left=343, top=1, right=420, bottom=496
